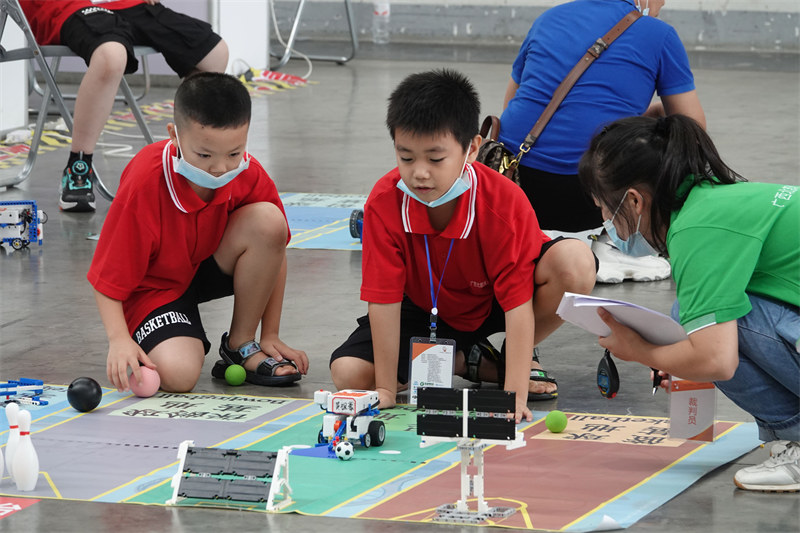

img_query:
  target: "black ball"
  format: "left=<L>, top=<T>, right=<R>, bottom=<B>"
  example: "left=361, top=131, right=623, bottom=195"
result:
left=67, top=377, right=103, bottom=413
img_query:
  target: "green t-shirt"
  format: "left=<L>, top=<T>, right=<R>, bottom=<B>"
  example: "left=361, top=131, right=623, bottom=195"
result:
left=668, top=180, right=800, bottom=333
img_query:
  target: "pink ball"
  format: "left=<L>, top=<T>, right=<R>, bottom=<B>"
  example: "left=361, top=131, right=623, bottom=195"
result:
left=129, top=367, right=161, bottom=398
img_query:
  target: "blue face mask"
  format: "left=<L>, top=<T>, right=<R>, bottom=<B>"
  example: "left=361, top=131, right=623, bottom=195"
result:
left=602, top=194, right=659, bottom=257
left=396, top=153, right=471, bottom=208
left=636, top=0, right=650, bottom=16
left=172, top=128, right=249, bottom=190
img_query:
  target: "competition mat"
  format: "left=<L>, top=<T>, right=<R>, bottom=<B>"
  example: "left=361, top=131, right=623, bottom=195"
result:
left=281, top=192, right=366, bottom=251
left=0, top=385, right=759, bottom=531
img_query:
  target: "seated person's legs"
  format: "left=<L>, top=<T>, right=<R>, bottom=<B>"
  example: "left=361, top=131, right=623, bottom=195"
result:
left=71, top=41, right=129, bottom=154
left=213, top=202, right=301, bottom=380
left=195, top=40, right=229, bottom=73
left=58, top=7, right=139, bottom=212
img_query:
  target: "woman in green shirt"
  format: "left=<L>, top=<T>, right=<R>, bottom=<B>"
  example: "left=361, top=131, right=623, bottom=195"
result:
left=578, top=114, right=799, bottom=493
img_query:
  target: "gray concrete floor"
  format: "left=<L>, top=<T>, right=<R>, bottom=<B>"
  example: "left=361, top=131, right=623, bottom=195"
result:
left=0, top=43, right=798, bottom=532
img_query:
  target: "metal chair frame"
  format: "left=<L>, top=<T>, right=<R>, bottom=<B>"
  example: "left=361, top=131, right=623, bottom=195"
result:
left=0, top=0, right=156, bottom=200
left=271, top=0, right=358, bottom=70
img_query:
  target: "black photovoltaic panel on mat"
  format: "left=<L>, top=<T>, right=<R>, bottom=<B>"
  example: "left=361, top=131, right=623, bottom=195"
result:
left=416, top=388, right=517, bottom=440
left=417, top=413, right=463, bottom=438
left=466, top=389, right=514, bottom=413
left=467, top=417, right=515, bottom=440
left=417, top=387, right=461, bottom=410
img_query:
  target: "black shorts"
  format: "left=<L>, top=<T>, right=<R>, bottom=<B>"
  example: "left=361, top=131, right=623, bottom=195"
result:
left=60, top=3, right=222, bottom=77
left=517, top=165, right=603, bottom=232
left=132, top=257, right=234, bottom=355
left=329, top=237, right=568, bottom=384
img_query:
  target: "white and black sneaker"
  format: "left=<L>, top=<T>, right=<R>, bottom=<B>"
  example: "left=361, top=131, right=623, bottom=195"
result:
left=591, top=233, right=671, bottom=283
left=60, top=159, right=96, bottom=212
left=734, top=441, right=800, bottom=492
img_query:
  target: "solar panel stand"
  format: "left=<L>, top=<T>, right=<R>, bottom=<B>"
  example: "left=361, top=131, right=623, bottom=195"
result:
left=416, top=387, right=526, bottom=524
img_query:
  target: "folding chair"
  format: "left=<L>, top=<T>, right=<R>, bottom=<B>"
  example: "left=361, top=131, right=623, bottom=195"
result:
left=0, top=0, right=156, bottom=201
left=271, top=0, right=358, bottom=70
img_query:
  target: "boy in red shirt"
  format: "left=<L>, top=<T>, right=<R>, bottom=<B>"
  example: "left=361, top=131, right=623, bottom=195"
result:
left=88, top=72, right=308, bottom=393
left=330, top=70, right=597, bottom=421
left=19, top=0, right=228, bottom=212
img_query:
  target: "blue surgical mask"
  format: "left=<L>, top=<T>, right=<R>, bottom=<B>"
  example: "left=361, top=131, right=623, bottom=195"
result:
left=172, top=128, right=249, bottom=189
left=602, top=194, right=659, bottom=257
left=396, top=153, right=471, bottom=208
left=636, top=0, right=650, bottom=16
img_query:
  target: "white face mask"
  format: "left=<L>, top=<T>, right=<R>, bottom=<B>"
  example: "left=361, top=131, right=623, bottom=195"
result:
left=172, top=127, right=249, bottom=189
left=636, top=0, right=650, bottom=16
left=396, top=152, right=471, bottom=208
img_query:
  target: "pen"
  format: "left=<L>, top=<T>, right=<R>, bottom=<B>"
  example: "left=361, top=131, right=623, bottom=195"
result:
left=651, top=368, right=663, bottom=395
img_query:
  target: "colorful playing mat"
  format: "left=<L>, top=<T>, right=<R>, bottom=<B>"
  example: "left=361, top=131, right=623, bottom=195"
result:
left=281, top=192, right=366, bottom=251
left=0, top=385, right=759, bottom=531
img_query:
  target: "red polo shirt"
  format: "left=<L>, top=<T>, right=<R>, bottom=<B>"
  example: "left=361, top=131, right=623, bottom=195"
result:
left=20, top=0, right=145, bottom=45
left=87, top=140, right=288, bottom=333
left=361, top=162, right=549, bottom=331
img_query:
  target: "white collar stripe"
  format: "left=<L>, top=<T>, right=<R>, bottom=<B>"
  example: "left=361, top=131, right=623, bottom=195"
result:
left=399, top=163, right=478, bottom=238
left=162, top=141, right=188, bottom=214
left=401, top=192, right=412, bottom=232
left=459, top=164, right=477, bottom=239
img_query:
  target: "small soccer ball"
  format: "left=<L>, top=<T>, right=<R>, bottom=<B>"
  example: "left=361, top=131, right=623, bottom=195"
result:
left=334, top=440, right=354, bottom=461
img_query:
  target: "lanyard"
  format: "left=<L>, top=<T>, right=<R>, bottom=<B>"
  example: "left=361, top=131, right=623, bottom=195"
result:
left=423, top=235, right=455, bottom=340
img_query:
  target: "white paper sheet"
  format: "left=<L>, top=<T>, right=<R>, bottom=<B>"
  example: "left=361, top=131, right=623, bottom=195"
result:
left=556, top=292, right=687, bottom=345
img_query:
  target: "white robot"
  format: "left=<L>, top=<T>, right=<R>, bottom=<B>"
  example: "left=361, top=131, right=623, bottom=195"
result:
left=314, top=389, right=385, bottom=448
left=0, top=201, right=45, bottom=252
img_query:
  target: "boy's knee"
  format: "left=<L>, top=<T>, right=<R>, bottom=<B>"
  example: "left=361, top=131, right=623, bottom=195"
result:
left=540, top=239, right=596, bottom=293
left=157, top=364, right=202, bottom=393
left=89, top=41, right=128, bottom=77
left=231, top=202, right=288, bottom=248
left=330, top=357, right=375, bottom=390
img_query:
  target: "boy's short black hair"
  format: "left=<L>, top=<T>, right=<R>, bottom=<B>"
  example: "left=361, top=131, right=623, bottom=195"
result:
left=386, top=69, right=480, bottom=150
left=174, top=72, right=251, bottom=129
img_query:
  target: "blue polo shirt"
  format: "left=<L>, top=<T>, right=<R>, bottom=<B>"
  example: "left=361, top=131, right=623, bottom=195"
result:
left=498, top=0, right=695, bottom=174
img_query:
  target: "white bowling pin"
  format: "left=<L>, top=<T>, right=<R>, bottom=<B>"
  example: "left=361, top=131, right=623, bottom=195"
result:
left=0, top=444, right=4, bottom=483
left=12, top=409, right=38, bottom=491
left=5, top=402, right=19, bottom=481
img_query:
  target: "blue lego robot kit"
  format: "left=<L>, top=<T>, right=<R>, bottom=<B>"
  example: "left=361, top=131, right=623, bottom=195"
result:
left=0, top=200, right=46, bottom=252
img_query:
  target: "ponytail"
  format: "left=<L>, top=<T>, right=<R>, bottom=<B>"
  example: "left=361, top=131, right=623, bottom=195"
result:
left=578, top=115, right=743, bottom=252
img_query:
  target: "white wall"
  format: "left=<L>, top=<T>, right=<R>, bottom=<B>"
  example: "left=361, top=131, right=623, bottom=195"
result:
left=0, top=21, right=27, bottom=133
left=215, top=0, right=270, bottom=73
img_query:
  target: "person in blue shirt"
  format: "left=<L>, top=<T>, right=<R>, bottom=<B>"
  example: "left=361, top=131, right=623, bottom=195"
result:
left=498, top=0, right=705, bottom=283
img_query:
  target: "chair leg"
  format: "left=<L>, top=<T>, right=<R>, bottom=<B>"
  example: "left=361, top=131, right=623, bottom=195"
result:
left=271, top=0, right=358, bottom=70
left=1, top=55, right=73, bottom=190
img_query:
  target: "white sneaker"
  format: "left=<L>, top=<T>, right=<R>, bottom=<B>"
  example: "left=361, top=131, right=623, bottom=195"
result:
left=734, top=441, right=800, bottom=492
left=770, top=440, right=790, bottom=457
left=591, top=234, right=671, bottom=284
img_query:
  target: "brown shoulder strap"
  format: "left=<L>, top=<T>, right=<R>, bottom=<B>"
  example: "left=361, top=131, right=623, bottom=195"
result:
left=480, top=115, right=501, bottom=141
left=519, top=10, right=642, bottom=151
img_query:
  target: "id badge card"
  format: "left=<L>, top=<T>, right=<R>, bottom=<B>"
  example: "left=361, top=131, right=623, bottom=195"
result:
left=408, top=337, right=455, bottom=406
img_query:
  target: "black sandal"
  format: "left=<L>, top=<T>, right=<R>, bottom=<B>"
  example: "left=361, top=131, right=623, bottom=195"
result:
left=465, top=340, right=503, bottom=383
left=211, top=333, right=301, bottom=387
left=528, top=347, right=558, bottom=401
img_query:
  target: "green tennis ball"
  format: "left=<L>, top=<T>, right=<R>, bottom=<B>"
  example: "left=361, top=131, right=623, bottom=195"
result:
left=545, top=410, right=568, bottom=433
left=225, top=364, right=247, bottom=386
